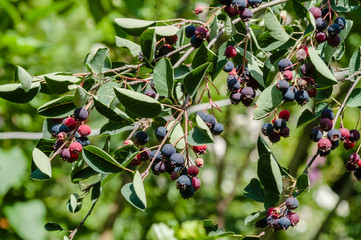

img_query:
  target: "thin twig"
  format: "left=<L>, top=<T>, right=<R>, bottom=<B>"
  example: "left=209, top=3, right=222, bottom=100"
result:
left=68, top=202, right=97, bottom=240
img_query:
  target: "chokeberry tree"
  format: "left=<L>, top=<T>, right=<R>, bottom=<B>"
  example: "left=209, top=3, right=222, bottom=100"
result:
left=1, top=0, right=361, bottom=239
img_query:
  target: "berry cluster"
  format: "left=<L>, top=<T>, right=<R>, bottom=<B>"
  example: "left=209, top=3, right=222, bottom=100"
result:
left=224, top=61, right=258, bottom=106
left=125, top=112, right=223, bottom=199
left=257, top=197, right=300, bottom=230
left=276, top=56, right=317, bottom=105
left=261, top=110, right=290, bottom=143
left=220, top=0, right=262, bottom=22
left=185, top=25, right=210, bottom=48
left=51, top=107, right=91, bottom=163
left=309, top=7, right=346, bottom=48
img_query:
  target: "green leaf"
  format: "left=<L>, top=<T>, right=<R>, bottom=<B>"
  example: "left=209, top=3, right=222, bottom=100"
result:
left=66, top=193, right=82, bottom=213
left=308, top=46, right=337, bottom=84
left=133, top=171, right=147, bottom=208
left=292, top=1, right=308, bottom=19
left=192, top=43, right=216, bottom=70
left=140, top=29, right=156, bottom=65
left=82, top=145, right=128, bottom=174
left=263, top=50, right=287, bottom=87
left=44, top=74, right=81, bottom=94
left=94, top=97, right=130, bottom=122
left=244, top=178, right=266, bottom=203
left=330, top=0, right=359, bottom=12
left=86, top=48, right=109, bottom=74
left=293, top=173, right=310, bottom=197
left=114, top=87, right=163, bottom=118
left=153, top=58, right=174, bottom=97
left=151, top=25, right=179, bottom=36
left=324, top=20, right=353, bottom=62
left=113, top=144, right=140, bottom=166
left=225, top=15, right=235, bottom=37
left=115, top=36, right=141, bottom=57
left=37, top=95, right=76, bottom=118
left=44, top=222, right=63, bottom=232
left=35, top=138, right=56, bottom=157
left=257, top=136, right=272, bottom=157
left=297, top=109, right=317, bottom=128
left=304, top=12, right=316, bottom=37
left=253, top=85, right=283, bottom=120
left=115, top=18, right=156, bottom=36
left=0, top=82, right=40, bottom=103
left=187, top=126, right=214, bottom=146
left=166, top=121, right=186, bottom=150
left=183, top=63, right=211, bottom=97
left=73, top=86, right=89, bottom=108
left=264, top=11, right=290, bottom=42
left=91, top=182, right=102, bottom=203
left=15, top=66, right=32, bottom=92
left=100, top=122, right=134, bottom=135
left=97, top=81, right=118, bottom=107
left=349, top=47, right=361, bottom=82
left=244, top=211, right=266, bottom=226
left=346, top=88, right=361, bottom=107
left=32, top=148, right=52, bottom=178
left=257, top=153, right=282, bottom=195
left=121, top=183, right=146, bottom=211
left=71, top=166, right=99, bottom=183
left=248, top=55, right=265, bottom=88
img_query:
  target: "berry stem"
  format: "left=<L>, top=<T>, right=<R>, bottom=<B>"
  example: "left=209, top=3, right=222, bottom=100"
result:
left=303, top=152, right=319, bottom=174
left=68, top=202, right=97, bottom=240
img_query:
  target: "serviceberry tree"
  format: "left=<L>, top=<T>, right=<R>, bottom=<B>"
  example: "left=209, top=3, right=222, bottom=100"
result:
left=1, top=0, right=361, bottom=239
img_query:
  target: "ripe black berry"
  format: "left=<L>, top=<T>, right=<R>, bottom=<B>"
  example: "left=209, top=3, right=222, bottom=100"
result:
left=248, top=0, right=262, bottom=8
left=230, top=92, right=241, bottom=104
left=152, top=161, right=166, bottom=175
left=76, top=137, right=90, bottom=147
left=180, top=186, right=195, bottom=199
left=51, top=124, right=61, bottom=137
left=319, top=118, right=333, bottom=132
left=232, top=0, right=246, bottom=11
left=195, top=111, right=206, bottom=120
left=279, top=127, right=290, bottom=138
left=321, top=108, right=334, bottom=120
left=261, top=123, right=274, bottom=136
left=169, top=153, right=184, bottom=167
left=212, top=122, right=224, bottom=135
left=268, top=132, right=281, bottom=143
left=327, top=35, right=341, bottom=48
left=227, top=77, right=241, bottom=91
left=285, top=197, right=299, bottom=210
left=278, top=59, right=293, bottom=71
left=328, top=24, right=341, bottom=36
left=161, top=144, right=176, bottom=159
left=295, top=89, right=309, bottom=105
left=276, top=80, right=289, bottom=92
left=150, top=150, right=163, bottom=161
left=203, top=114, right=216, bottom=128
left=155, top=126, right=167, bottom=141
left=300, top=63, right=315, bottom=76
left=241, top=87, right=255, bottom=100
left=310, top=127, right=323, bottom=142
left=354, top=168, right=361, bottom=181
left=315, top=18, right=327, bottom=31
left=240, top=8, right=253, bottom=22
left=273, top=119, right=286, bottom=131
left=74, top=107, right=88, bottom=121
left=190, top=35, right=203, bottom=48
left=334, top=17, right=346, bottom=29
left=327, top=129, right=341, bottom=142
left=134, top=131, right=149, bottom=145
left=158, top=44, right=173, bottom=56
left=223, top=61, right=234, bottom=72
left=283, top=87, right=295, bottom=101
left=185, top=25, right=196, bottom=38
left=59, top=125, right=70, bottom=133
left=278, top=217, right=291, bottom=230
left=176, top=175, right=192, bottom=190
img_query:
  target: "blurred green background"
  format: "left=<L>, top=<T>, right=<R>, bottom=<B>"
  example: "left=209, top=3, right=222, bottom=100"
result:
left=1, top=0, right=361, bottom=239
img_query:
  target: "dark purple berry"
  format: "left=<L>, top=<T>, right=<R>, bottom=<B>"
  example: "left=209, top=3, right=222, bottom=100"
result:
left=190, top=35, right=203, bottom=48
left=349, top=129, right=360, bottom=143
left=225, top=46, right=237, bottom=58
left=145, top=89, right=156, bottom=98
left=273, top=119, right=286, bottom=131
left=134, top=131, right=149, bottom=145
left=165, top=35, right=178, bottom=45
left=155, top=126, right=167, bottom=141
left=241, top=87, right=255, bottom=100
left=327, top=35, right=341, bottom=48
left=320, top=118, right=333, bottom=132
left=316, top=32, right=327, bottom=43
left=60, top=148, right=71, bottom=160
left=315, top=18, right=327, bottom=31
left=285, top=197, right=299, bottom=210
left=328, top=24, right=341, bottom=36
left=279, top=127, right=290, bottom=138
left=152, top=161, right=166, bottom=175
left=54, top=139, right=63, bottom=150
left=194, top=27, right=207, bottom=39
left=300, top=63, right=315, bottom=76
left=224, top=5, right=239, bottom=18
left=212, top=122, right=224, bottom=135
left=321, top=108, right=334, bottom=120
left=240, top=8, right=253, bottom=22
left=286, top=212, right=299, bottom=226
left=261, top=123, right=274, bottom=136
left=278, top=59, right=293, bottom=71
left=74, top=107, right=88, bottom=121
left=310, top=127, right=323, bottom=142
left=185, top=25, right=196, bottom=38
left=268, top=132, right=281, bottom=143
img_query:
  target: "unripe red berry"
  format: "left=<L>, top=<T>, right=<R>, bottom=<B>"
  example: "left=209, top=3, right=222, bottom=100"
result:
left=350, top=153, right=360, bottom=162
left=192, top=177, right=201, bottom=191
left=286, top=212, right=300, bottom=226
left=267, top=207, right=280, bottom=217
left=69, top=152, right=79, bottom=163
left=78, top=124, right=91, bottom=137
left=318, top=138, right=332, bottom=152
left=283, top=70, right=293, bottom=81
left=194, top=6, right=204, bottom=14
left=344, top=139, right=355, bottom=150
left=339, top=128, right=350, bottom=141
left=225, top=46, right=237, bottom=58
left=316, top=32, right=327, bottom=43
left=123, top=140, right=134, bottom=145
left=278, top=110, right=290, bottom=121
left=188, top=166, right=199, bottom=177
left=193, top=145, right=207, bottom=154
left=63, top=117, right=77, bottom=130
left=58, top=131, right=67, bottom=141
left=69, top=142, right=83, bottom=154
left=307, top=88, right=317, bottom=98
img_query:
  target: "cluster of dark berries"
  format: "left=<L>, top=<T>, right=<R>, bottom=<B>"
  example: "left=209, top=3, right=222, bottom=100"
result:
left=223, top=61, right=258, bottom=106
left=261, top=110, right=290, bottom=143
left=257, top=197, right=300, bottom=230
left=276, top=56, right=316, bottom=105
left=220, top=0, right=261, bottom=22
left=149, top=142, right=202, bottom=199
left=185, top=25, right=210, bottom=48
left=195, top=112, right=224, bottom=135
left=51, top=107, right=91, bottom=163
left=309, top=7, right=346, bottom=48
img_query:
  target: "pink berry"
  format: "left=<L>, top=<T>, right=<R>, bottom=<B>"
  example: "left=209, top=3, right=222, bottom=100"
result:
left=193, top=145, right=207, bottom=154
left=63, top=117, right=77, bottom=130
left=309, top=7, right=322, bottom=19
left=318, top=138, right=332, bottom=152
left=69, top=142, right=83, bottom=154
left=279, top=110, right=290, bottom=121
left=283, top=70, right=293, bottom=81
left=194, top=6, right=204, bottom=14
left=123, top=140, right=134, bottom=145
left=78, top=124, right=91, bottom=137
left=339, top=128, right=350, bottom=141
left=195, top=158, right=204, bottom=167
